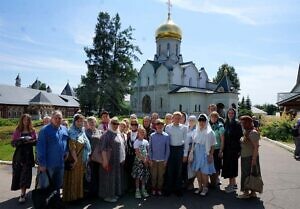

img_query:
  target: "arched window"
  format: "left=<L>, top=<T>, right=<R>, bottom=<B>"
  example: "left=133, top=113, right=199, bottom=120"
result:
left=198, top=105, right=201, bottom=112
left=142, top=95, right=151, bottom=113
left=195, top=105, right=197, bottom=112
left=189, top=78, right=192, bottom=86
left=179, top=104, right=182, bottom=111
left=159, top=44, right=161, bottom=56
left=176, top=44, right=178, bottom=56
left=160, top=98, right=163, bottom=108
left=147, top=77, right=150, bottom=86
left=167, top=43, right=170, bottom=57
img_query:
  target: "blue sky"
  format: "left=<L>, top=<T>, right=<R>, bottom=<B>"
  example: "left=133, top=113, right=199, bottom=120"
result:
left=0, top=0, right=299, bottom=105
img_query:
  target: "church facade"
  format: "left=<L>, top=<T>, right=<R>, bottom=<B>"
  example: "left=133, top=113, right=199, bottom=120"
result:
left=131, top=12, right=238, bottom=116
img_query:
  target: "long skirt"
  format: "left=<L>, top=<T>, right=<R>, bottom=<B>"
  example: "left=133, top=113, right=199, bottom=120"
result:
left=240, top=156, right=261, bottom=191
left=191, top=144, right=216, bottom=175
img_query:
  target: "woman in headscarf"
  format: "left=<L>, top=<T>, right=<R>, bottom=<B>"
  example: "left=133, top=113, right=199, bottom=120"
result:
left=85, top=116, right=102, bottom=197
left=238, top=115, right=262, bottom=199
left=63, top=114, right=91, bottom=202
left=191, top=114, right=216, bottom=196
left=183, top=115, right=197, bottom=190
left=222, top=108, right=243, bottom=193
left=98, top=117, right=125, bottom=203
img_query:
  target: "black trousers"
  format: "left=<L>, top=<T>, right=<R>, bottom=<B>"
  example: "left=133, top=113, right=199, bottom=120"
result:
left=166, top=145, right=183, bottom=193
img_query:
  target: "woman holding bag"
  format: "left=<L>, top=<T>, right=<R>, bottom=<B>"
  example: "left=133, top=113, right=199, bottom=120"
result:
left=63, top=114, right=91, bottom=202
left=238, top=115, right=262, bottom=199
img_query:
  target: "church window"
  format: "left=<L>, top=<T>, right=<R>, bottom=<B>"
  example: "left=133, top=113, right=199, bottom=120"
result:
left=189, top=78, right=192, bottom=86
left=176, top=44, right=178, bottom=56
left=167, top=43, right=170, bottom=57
left=179, top=104, right=182, bottom=111
left=195, top=105, right=197, bottom=112
left=159, top=44, right=161, bottom=56
left=147, top=77, right=150, bottom=86
left=198, top=105, right=201, bottom=112
left=160, top=98, right=163, bottom=108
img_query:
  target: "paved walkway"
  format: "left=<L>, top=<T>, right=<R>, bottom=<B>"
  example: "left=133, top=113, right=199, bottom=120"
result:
left=0, top=139, right=299, bottom=209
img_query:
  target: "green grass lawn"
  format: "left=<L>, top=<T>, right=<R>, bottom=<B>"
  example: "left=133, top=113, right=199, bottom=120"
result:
left=0, top=139, right=14, bottom=161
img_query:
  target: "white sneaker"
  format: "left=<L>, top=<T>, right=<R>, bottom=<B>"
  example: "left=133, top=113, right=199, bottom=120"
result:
left=200, top=187, right=208, bottom=196
left=225, top=185, right=236, bottom=193
left=18, top=195, right=26, bottom=203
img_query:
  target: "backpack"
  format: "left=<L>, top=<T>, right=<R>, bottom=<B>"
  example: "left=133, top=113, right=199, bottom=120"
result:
left=292, top=126, right=299, bottom=137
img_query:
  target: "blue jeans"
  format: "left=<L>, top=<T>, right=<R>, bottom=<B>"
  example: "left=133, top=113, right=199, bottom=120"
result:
left=38, top=167, right=64, bottom=190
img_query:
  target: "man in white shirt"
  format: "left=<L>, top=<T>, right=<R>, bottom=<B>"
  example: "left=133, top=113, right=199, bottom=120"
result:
left=164, top=111, right=188, bottom=196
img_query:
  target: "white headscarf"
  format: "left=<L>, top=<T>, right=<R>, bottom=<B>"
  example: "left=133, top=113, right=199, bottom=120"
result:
left=194, top=113, right=216, bottom=155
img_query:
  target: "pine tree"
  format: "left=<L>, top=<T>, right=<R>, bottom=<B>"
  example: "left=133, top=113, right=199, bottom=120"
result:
left=213, top=63, right=240, bottom=90
left=245, top=95, right=252, bottom=110
left=77, top=12, right=141, bottom=115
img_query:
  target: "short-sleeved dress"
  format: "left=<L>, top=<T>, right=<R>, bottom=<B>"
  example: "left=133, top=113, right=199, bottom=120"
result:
left=131, top=139, right=150, bottom=182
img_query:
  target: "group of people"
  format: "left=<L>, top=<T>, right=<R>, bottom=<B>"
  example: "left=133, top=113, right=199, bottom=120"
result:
left=10, top=105, right=263, bottom=205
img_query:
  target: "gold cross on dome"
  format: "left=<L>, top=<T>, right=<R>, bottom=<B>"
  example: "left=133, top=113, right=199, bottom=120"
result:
left=167, top=0, right=172, bottom=20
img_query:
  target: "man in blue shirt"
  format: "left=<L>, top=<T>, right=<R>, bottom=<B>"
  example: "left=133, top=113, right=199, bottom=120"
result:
left=37, top=110, right=69, bottom=191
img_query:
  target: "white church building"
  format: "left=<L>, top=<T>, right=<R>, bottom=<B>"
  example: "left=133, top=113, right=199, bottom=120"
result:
left=131, top=10, right=238, bottom=116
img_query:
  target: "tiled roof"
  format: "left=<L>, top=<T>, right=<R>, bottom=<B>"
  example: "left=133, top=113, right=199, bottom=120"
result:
left=0, top=84, right=79, bottom=107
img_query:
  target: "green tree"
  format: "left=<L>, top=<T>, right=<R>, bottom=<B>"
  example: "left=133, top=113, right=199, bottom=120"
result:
left=39, top=83, right=46, bottom=91
left=238, top=96, right=253, bottom=117
left=213, top=63, right=240, bottom=90
left=245, top=95, right=252, bottom=110
left=255, top=104, right=278, bottom=115
left=77, top=12, right=141, bottom=115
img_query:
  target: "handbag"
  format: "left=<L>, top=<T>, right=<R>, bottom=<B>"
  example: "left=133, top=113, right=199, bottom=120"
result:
left=64, top=143, right=84, bottom=171
left=32, top=170, right=65, bottom=209
left=91, top=143, right=103, bottom=164
left=244, top=165, right=264, bottom=193
left=188, top=141, right=195, bottom=163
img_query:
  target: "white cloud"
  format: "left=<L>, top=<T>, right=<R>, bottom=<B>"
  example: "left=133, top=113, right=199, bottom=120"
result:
left=0, top=53, right=86, bottom=75
left=238, top=63, right=298, bottom=105
left=156, top=0, right=295, bottom=25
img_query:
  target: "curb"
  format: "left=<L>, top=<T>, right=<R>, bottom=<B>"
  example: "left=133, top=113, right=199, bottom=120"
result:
left=262, top=137, right=295, bottom=153
left=0, top=160, right=12, bottom=165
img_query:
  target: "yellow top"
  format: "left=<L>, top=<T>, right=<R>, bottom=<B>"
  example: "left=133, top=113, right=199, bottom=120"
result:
left=155, top=17, right=182, bottom=41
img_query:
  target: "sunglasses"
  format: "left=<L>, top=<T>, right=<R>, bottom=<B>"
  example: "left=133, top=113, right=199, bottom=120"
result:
left=131, top=123, right=138, bottom=126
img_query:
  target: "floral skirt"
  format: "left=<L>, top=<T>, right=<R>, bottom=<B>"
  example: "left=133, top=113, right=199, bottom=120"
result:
left=131, top=158, right=150, bottom=182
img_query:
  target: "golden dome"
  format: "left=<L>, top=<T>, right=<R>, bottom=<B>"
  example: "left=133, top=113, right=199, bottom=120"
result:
left=155, top=18, right=182, bottom=41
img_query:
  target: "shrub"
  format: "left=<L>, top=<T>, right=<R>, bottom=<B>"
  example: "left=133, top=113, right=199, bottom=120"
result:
left=260, top=115, right=295, bottom=142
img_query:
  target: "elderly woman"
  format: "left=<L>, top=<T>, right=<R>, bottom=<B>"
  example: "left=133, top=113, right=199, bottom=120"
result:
left=98, top=117, right=125, bottom=203
left=85, top=116, right=102, bottom=196
left=63, top=114, right=91, bottom=202
left=209, top=111, right=225, bottom=187
left=238, top=115, right=262, bottom=199
left=222, top=108, right=243, bottom=193
left=11, top=114, right=37, bottom=203
left=190, top=114, right=216, bottom=196
left=183, top=115, right=198, bottom=190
